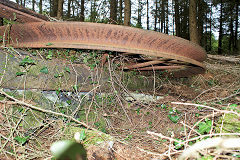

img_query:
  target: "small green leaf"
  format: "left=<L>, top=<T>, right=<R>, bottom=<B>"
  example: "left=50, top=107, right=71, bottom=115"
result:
left=46, top=42, right=53, bottom=46
left=19, top=56, right=35, bottom=67
left=40, top=66, right=48, bottom=74
left=174, top=138, right=183, bottom=150
left=66, top=100, right=71, bottom=105
left=14, top=136, right=29, bottom=145
left=56, top=88, right=61, bottom=95
left=72, top=85, right=78, bottom=92
left=16, top=72, right=25, bottom=76
left=168, top=115, right=180, bottom=123
left=79, top=131, right=86, bottom=141
left=65, top=66, right=71, bottom=73
left=54, top=73, right=63, bottom=78
left=197, top=119, right=212, bottom=134
left=46, top=54, right=52, bottom=60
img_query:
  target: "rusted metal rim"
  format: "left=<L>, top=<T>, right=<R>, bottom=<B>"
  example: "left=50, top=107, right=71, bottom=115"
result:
left=0, top=22, right=206, bottom=70
left=0, top=0, right=48, bottom=22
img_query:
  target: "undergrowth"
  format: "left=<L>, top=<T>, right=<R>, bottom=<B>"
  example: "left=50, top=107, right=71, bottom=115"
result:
left=0, top=48, right=240, bottom=159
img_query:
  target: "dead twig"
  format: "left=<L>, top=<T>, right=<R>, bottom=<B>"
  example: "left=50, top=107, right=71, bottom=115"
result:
left=0, top=89, right=97, bottom=131
left=171, top=102, right=240, bottom=117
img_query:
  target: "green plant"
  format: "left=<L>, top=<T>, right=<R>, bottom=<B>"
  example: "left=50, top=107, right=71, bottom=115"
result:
left=40, top=66, right=49, bottom=74
left=14, top=136, right=29, bottom=145
left=174, top=138, right=183, bottom=149
left=46, top=42, right=53, bottom=46
left=197, top=118, right=212, bottom=134
left=46, top=50, right=53, bottom=60
left=168, top=108, right=181, bottom=123
left=19, top=56, right=35, bottom=67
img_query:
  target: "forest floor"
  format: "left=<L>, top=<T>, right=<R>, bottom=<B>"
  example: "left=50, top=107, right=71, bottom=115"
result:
left=0, top=49, right=240, bottom=160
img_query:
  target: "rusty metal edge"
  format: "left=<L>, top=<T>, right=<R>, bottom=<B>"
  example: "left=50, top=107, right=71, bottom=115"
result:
left=0, top=22, right=206, bottom=71
left=0, top=0, right=48, bottom=22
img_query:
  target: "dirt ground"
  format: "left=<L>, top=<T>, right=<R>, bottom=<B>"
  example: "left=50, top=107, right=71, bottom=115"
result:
left=0, top=53, right=240, bottom=160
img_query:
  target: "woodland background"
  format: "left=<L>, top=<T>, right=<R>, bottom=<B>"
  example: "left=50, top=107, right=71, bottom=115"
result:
left=7, top=0, right=240, bottom=55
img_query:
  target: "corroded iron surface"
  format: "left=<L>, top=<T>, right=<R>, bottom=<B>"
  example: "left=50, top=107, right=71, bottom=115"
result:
left=0, top=22, right=207, bottom=72
left=0, top=0, right=48, bottom=22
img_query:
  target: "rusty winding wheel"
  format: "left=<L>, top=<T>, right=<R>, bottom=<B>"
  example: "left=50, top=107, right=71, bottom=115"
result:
left=0, top=0, right=206, bottom=77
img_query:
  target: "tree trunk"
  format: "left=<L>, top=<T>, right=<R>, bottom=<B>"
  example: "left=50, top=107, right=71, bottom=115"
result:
left=174, top=0, right=180, bottom=37
left=51, top=0, right=58, bottom=17
left=72, top=0, right=75, bottom=17
left=137, top=0, right=142, bottom=27
left=119, top=0, right=123, bottom=24
left=209, top=1, right=212, bottom=51
left=218, top=0, right=223, bottom=54
left=182, top=0, right=189, bottom=39
left=189, top=0, right=199, bottom=44
left=146, top=0, right=149, bottom=30
left=172, top=0, right=174, bottom=35
left=57, top=0, right=64, bottom=19
left=229, top=15, right=234, bottom=52
left=234, top=0, right=239, bottom=51
left=124, top=0, right=131, bottom=26
left=160, top=0, right=164, bottom=32
left=90, top=0, right=96, bottom=22
left=165, top=0, right=168, bottom=34
left=154, top=0, right=158, bottom=31
left=197, top=0, right=204, bottom=46
left=67, top=0, right=71, bottom=18
left=79, top=0, right=84, bottom=21
left=39, top=0, right=43, bottom=14
left=32, top=0, right=35, bottom=11
left=110, top=0, right=117, bottom=24
left=16, top=0, right=19, bottom=5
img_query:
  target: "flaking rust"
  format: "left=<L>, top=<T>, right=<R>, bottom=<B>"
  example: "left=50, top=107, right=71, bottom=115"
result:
left=0, top=0, right=207, bottom=75
left=0, top=22, right=206, bottom=72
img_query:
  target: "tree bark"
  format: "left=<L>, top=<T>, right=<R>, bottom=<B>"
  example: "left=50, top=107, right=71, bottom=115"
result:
left=154, top=0, right=158, bottom=31
left=165, top=0, right=169, bottom=34
left=124, top=0, right=131, bottom=26
left=209, top=1, right=212, bottom=51
left=197, top=0, right=204, bottom=46
left=137, top=0, right=142, bottom=27
left=119, top=0, right=123, bottom=24
left=189, top=0, right=199, bottom=44
left=51, top=0, right=58, bottom=17
left=229, top=15, right=234, bottom=52
left=39, top=0, right=42, bottom=14
left=160, top=0, right=164, bottom=32
left=79, top=0, right=84, bottom=21
left=110, top=0, right=117, bottom=24
left=218, top=0, right=223, bottom=54
left=32, top=0, right=35, bottom=11
left=234, top=0, right=239, bottom=51
left=67, top=0, right=71, bottom=18
left=174, top=0, right=180, bottom=37
left=146, top=0, right=149, bottom=30
left=57, top=0, right=64, bottom=19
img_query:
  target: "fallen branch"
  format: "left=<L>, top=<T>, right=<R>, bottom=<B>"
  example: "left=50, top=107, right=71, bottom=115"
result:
left=179, top=137, right=240, bottom=160
left=207, top=54, right=240, bottom=64
left=0, top=89, right=97, bottom=131
left=171, top=102, right=240, bottom=117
